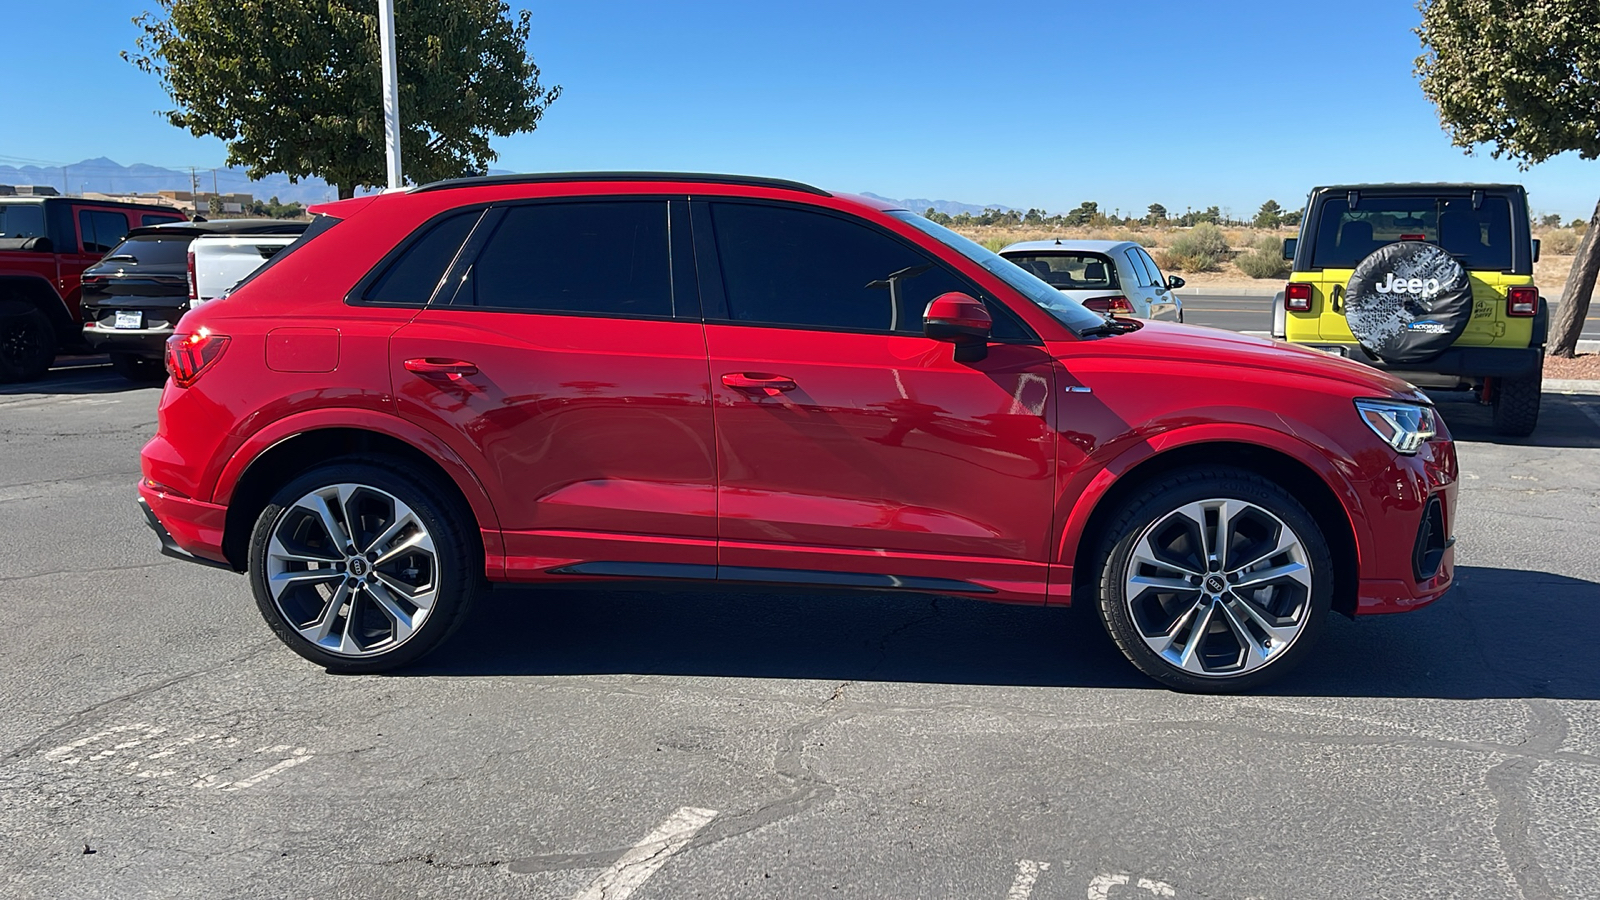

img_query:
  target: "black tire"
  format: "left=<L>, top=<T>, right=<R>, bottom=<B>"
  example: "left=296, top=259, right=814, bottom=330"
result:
left=1490, top=369, right=1542, bottom=437
left=0, top=307, right=56, bottom=382
left=1092, top=466, right=1334, bottom=693
left=247, top=456, right=482, bottom=673
left=109, top=352, right=167, bottom=384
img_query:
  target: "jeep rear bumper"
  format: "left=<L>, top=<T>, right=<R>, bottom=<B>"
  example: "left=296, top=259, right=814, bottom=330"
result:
left=1306, top=344, right=1541, bottom=379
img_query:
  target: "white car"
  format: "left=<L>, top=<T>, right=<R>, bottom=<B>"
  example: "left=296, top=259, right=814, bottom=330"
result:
left=189, top=227, right=305, bottom=304
left=998, top=239, right=1183, bottom=320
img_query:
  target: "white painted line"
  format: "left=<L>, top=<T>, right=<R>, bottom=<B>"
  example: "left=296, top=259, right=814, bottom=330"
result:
left=220, top=748, right=314, bottom=791
left=1088, top=873, right=1177, bottom=898
left=1005, top=859, right=1050, bottom=899
left=1241, top=330, right=1271, bottom=336
left=572, top=806, right=717, bottom=900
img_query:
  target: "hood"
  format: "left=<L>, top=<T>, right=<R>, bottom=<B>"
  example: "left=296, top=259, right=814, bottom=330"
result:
left=1060, top=319, right=1422, bottom=398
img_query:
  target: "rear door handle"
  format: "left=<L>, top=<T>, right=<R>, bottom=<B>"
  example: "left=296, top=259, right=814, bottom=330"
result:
left=404, top=358, right=479, bottom=379
left=721, top=373, right=797, bottom=396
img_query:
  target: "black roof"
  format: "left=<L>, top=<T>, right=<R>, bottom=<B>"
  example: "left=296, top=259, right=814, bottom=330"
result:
left=412, top=171, right=831, bottom=197
left=125, top=219, right=308, bottom=239
left=0, top=196, right=188, bottom=214
left=1309, top=183, right=1525, bottom=194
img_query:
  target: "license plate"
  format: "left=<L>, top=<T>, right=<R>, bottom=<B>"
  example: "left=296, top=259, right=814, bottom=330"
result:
left=114, top=311, right=142, bottom=330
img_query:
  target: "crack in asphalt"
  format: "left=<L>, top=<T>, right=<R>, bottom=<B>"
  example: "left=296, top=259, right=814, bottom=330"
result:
left=1483, top=700, right=1567, bottom=900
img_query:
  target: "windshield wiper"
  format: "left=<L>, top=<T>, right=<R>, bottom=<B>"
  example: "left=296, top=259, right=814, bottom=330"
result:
left=1079, top=318, right=1142, bottom=337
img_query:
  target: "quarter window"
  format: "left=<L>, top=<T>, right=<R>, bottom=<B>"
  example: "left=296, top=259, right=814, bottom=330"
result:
left=465, top=201, right=672, bottom=317
left=365, top=210, right=481, bottom=306
left=79, top=210, right=131, bottom=254
left=1135, top=249, right=1167, bottom=288
left=1123, top=249, right=1154, bottom=287
left=710, top=202, right=970, bottom=333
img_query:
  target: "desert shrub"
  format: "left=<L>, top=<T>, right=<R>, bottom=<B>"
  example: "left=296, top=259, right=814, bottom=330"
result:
left=1541, top=228, right=1581, bottom=254
left=1162, top=223, right=1231, bottom=272
left=979, top=236, right=1010, bottom=253
left=1233, top=234, right=1292, bottom=279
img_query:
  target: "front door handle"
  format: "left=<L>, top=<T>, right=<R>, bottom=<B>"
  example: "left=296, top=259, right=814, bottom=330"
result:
left=404, top=358, right=479, bottom=379
left=721, top=373, right=797, bottom=397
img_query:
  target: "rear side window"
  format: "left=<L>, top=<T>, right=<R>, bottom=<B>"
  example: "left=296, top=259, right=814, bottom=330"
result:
left=141, top=213, right=184, bottom=227
left=1311, top=196, right=1513, bottom=270
left=1003, top=253, right=1119, bottom=291
left=79, top=209, right=131, bottom=254
left=464, top=201, right=672, bottom=317
left=103, top=235, right=191, bottom=266
left=0, top=204, right=47, bottom=238
left=364, top=210, right=481, bottom=305
left=710, top=202, right=972, bottom=333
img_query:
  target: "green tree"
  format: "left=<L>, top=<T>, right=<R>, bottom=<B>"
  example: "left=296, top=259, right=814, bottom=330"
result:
left=1145, top=203, right=1167, bottom=224
left=1253, top=200, right=1284, bottom=229
left=127, top=0, right=561, bottom=200
left=1540, top=213, right=1563, bottom=228
left=1416, top=0, right=1600, bottom=356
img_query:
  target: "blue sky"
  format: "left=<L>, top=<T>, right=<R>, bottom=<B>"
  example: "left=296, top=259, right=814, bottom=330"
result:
left=4, top=0, right=1599, bottom=218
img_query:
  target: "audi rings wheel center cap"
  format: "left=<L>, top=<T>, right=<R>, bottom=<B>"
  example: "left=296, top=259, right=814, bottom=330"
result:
left=349, top=558, right=368, bottom=578
left=1205, top=575, right=1227, bottom=594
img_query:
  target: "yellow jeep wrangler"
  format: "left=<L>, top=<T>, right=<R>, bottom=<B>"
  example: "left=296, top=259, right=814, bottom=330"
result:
left=1273, top=184, right=1546, bottom=436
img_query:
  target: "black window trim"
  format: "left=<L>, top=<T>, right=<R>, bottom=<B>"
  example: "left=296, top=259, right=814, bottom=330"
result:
left=689, top=197, right=1042, bottom=344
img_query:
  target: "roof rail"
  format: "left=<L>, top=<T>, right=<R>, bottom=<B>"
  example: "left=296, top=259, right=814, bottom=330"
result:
left=410, top=171, right=831, bottom=197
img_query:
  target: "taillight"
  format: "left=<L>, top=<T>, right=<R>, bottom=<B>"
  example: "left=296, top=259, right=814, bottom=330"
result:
left=1284, top=282, right=1313, bottom=312
left=1083, top=295, right=1134, bottom=315
left=165, top=329, right=230, bottom=388
left=186, top=249, right=198, bottom=303
left=1506, top=286, right=1538, bottom=317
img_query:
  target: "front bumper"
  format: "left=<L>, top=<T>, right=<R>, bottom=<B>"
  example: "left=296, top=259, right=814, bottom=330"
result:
left=138, top=483, right=235, bottom=571
left=1351, top=435, right=1458, bottom=614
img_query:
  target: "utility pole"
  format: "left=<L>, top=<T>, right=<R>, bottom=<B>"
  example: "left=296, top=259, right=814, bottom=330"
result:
left=378, top=0, right=403, bottom=189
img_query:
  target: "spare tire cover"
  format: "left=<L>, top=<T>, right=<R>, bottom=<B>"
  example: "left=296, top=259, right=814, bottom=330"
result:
left=1343, top=241, right=1473, bottom=364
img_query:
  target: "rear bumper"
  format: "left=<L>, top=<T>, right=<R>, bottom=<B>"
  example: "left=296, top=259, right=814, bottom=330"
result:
left=1305, top=344, right=1541, bottom=379
left=138, top=483, right=236, bottom=571
left=84, top=323, right=174, bottom=359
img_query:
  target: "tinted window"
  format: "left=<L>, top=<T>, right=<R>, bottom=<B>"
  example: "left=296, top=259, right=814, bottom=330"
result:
left=1002, top=253, right=1118, bottom=290
left=712, top=203, right=975, bottom=333
left=1122, top=250, right=1154, bottom=287
left=467, top=202, right=671, bottom=317
left=103, top=235, right=191, bottom=267
left=365, top=210, right=480, bottom=305
left=1311, top=196, right=1513, bottom=270
left=0, top=203, right=47, bottom=238
left=1135, top=249, right=1167, bottom=287
left=80, top=210, right=131, bottom=254
left=141, top=213, right=184, bottom=227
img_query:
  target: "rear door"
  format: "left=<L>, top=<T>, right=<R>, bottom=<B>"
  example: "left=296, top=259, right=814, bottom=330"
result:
left=696, top=200, right=1056, bottom=601
left=388, top=198, right=719, bottom=580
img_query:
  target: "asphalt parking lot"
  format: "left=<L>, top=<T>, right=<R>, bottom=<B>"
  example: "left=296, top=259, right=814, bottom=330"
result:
left=2, top=359, right=1598, bottom=900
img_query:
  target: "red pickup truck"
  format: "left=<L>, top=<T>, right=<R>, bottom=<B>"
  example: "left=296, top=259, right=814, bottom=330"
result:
left=0, top=195, right=187, bottom=381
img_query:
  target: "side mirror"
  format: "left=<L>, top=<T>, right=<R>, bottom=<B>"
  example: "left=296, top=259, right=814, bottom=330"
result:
left=1167, top=275, right=1186, bottom=290
left=924, top=292, right=992, bottom=363
left=1282, top=238, right=1298, bottom=261
left=1531, top=238, right=1541, bottom=262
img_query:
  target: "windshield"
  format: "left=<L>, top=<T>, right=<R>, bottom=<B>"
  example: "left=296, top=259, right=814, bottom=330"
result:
left=0, top=203, right=47, bottom=239
left=888, top=210, right=1107, bottom=332
left=101, top=235, right=192, bottom=267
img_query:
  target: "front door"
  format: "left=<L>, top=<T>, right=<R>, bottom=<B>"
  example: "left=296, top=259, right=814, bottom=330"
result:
left=389, top=198, right=718, bottom=579
left=696, top=200, right=1056, bottom=601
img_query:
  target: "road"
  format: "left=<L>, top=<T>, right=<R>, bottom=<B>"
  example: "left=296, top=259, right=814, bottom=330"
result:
left=1178, top=290, right=1600, bottom=340
left=2, top=359, right=1598, bottom=900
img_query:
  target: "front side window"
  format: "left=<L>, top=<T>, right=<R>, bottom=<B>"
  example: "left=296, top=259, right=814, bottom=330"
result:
left=79, top=210, right=131, bottom=254
left=465, top=201, right=672, bottom=317
left=1002, top=252, right=1119, bottom=291
left=1123, top=249, right=1155, bottom=287
left=1311, top=196, right=1513, bottom=270
left=710, top=202, right=974, bottom=333
left=0, top=203, right=47, bottom=239
left=1135, top=248, right=1167, bottom=287
left=888, top=211, right=1107, bottom=333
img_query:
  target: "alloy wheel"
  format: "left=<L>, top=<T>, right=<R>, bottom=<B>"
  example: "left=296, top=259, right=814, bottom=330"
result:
left=1123, top=498, right=1313, bottom=678
left=265, top=482, right=439, bottom=658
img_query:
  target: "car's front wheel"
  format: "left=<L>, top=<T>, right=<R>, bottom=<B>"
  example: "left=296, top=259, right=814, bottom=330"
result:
left=1093, top=467, right=1334, bottom=693
left=247, top=458, right=481, bottom=673
left=0, top=307, right=55, bottom=382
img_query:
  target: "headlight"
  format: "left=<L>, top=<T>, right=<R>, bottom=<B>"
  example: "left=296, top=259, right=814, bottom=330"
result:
left=1354, top=398, right=1437, bottom=454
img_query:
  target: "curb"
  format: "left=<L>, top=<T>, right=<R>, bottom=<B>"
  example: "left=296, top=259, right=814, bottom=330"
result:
left=1173, top=287, right=1281, bottom=298
left=1544, top=379, right=1600, bottom=395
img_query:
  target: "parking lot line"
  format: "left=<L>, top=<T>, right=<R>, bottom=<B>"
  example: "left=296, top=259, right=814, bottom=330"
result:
left=570, top=806, right=717, bottom=900
left=1004, top=859, right=1051, bottom=899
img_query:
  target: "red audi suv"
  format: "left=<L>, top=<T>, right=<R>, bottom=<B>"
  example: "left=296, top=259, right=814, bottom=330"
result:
left=138, top=173, right=1457, bottom=691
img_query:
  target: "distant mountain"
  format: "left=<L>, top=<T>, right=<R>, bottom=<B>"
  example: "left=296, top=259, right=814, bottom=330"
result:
left=0, top=157, right=519, bottom=206
left=859, top=192, right=1018, bottom=216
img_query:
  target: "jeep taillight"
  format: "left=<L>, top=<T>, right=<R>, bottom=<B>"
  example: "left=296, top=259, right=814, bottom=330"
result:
left=1507, top=286, right=1538, bottom=317
left=186, top=249, right=198, bottom=303
left=165, top=330, right=229, bottom=388
left=1285, top=282, right=1313, bottom=312
left=1083, top=295, right=1134, bottom=315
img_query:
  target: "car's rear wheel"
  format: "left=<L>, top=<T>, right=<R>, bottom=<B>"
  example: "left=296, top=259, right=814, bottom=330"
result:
left=0, top=307, right=55, bottom=382
left=109, top=352, right=167, bottom=384
left=247, top=458, right=481, bottom=673
left=1093, top=467, right=1333, bottom=693
left=1489, top=369, right=1541, bottom=437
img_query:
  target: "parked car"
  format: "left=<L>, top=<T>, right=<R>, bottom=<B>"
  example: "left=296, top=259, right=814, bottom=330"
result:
left=1274, top=183, right=1545, bottom=435
left=0, top=196, right=186, bottom=381
left=139, top=173, right=1457, bottom=692
left=999, top=239, right=1183, bottom=320
left=81, top=219, right=306, bottom=381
